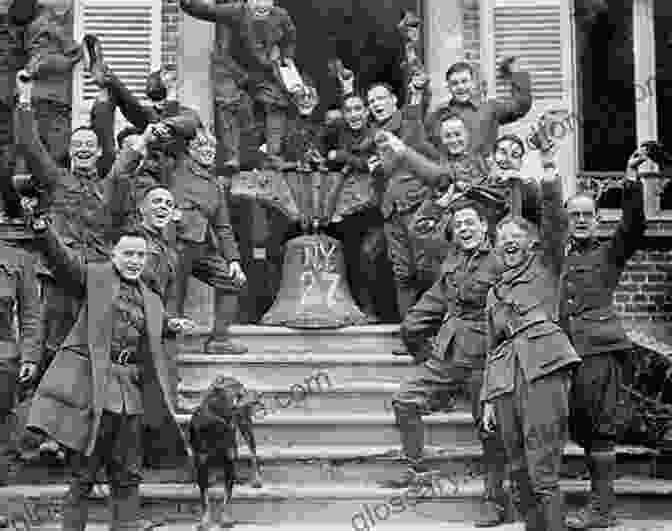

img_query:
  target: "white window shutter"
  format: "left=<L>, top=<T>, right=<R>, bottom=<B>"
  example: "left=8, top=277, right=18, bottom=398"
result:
left=72, top=0, right=161, bottom=131
left=481, top=0, right=577, bottom=195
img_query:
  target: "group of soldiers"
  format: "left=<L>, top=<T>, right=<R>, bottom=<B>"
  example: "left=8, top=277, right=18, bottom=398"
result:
left=0, top=1, right=662, bottom=531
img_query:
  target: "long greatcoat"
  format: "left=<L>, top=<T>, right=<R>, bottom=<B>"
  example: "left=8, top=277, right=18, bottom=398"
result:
left=25, top=229, right=188, bottom=459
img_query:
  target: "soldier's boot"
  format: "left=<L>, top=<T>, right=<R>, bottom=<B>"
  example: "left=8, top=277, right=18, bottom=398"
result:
left=510, top=469, right=543, bottom=531
left=540, top=490, right=566, bottom=531
left=475, top=438, right=511, bottom=527
left=264, top=106, right=287, bottom=158
left=216, top=107, right=241, bottom=173
left=61, top=481, right=92, bottom=531
left=110, top=484, right=141, bottom=531
left=566, top=452, right=619, bottom=529
left=381, top=403, right=430, bottom=488
left=205, top=291, right=248, bottom=355
left=82, top=34, right=108, bottom=86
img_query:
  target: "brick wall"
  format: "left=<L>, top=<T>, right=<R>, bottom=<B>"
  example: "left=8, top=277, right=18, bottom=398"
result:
left=617, top=247, right=672, bottom=323
left=162, top=0, right=180, bottom=68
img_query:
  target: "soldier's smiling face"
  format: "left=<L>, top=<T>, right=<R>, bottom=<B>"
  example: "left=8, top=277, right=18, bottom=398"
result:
left=141, top=187, right=175, bottom=230
left=367, top=85, right=397, bottom=124
left=440, top=117, right=469, bottom=156
left=188, top=129, right=217, bottom=168
left=452, top=207, right=487, bottom=251
left=69, top=128, right=102, bottom=172
left=112, top=236, right=147, bottom=281
left=496, top=220, right=536, bottom=268
left=447, top=68, right=475, bottom=104
left=494, top=138, right=525, bottom=171
left=343, top=95, right=368, bottom=131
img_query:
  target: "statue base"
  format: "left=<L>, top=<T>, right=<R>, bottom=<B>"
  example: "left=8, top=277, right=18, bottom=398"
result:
left=261, top=234, right=371, bottom=329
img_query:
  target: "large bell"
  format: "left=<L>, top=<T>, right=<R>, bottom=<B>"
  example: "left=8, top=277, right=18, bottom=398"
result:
left=262, top=233, right=370, bottom=328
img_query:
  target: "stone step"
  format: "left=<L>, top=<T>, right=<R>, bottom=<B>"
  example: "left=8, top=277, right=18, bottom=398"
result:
left=14, top=444, right=666, bottom=486
left=176, top=380, right=470, bottom=415
left=24, top=521, right=672, bottom=531
left=177, top=353, right=415, bottom=391
left=4, top=478, right=672, bottom=524
left=180, top=325, right=403, bottom=355
left=174, top=411, right=476, bottom=447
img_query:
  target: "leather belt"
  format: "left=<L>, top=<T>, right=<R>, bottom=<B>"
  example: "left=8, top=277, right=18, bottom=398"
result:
left=110, top=348, right=138, bottom=366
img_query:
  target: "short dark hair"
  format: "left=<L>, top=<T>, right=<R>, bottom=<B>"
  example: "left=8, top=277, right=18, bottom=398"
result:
left=445, top=62, right=474, bottom=81
left=117, top=126, right=144, bottom=149
left=494, top=134, right=526, bottom=156
left=366, top=82, right=397, bottom=99
left=450, top=199, right=489, bottom=223
left=140, top=183, right=173, bottom=200
left=114, top=228, right=147, bottom=245
left=438, top=111, right=466, bottom=127
left=496, top=215, right=540, bottom=242
left=342, top=92, right=365, bottom=107
left=71, top=125, right=101, bottom=145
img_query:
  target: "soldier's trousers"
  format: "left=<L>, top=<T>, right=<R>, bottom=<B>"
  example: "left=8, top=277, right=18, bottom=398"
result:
left=63, top=411, right=143, bottom=531
left=384, top=211, right=439, bottom=317
left=0, top=358, right=19, bottom=482
left=569, top=352, right=628, bottom=453
left=393, top=361, right=508, bottom=500
left=493, top=361, right=572, bottom=529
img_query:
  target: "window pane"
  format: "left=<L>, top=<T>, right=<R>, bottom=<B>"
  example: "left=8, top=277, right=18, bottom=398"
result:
left=576, top=0, right=636, bottom=171
left=655, top=0, right=672, bottom=150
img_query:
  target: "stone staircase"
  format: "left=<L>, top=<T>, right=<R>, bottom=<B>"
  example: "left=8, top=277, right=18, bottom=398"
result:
left=5, top=325, right=672, bottom=527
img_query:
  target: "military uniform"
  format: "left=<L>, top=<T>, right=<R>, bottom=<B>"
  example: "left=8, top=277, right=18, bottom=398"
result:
left=327, top=124, right=387, bottom=318
left=424, top=71, right=532, bottom=158
left=25, top=224, right=187, bottom=531
left=0, top=11, right=25, bottom=217
left=377, top=107, right=442, bottom=316
left=180, top=0, right=297, bottom=160
left=16, top=103, right=146, bottom=371
left=396, top=239, right=509, bottom=525
left=482, top=174, right=581, bottom=531
left=561, top=180, right=645, bottom=529
left=0, top=241, right=42, bottom=483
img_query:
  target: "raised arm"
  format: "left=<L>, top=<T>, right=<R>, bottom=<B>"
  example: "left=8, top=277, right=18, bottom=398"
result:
left=34, top=222, right=87, bottom=298
left=15, top=78, right=67, bottom=192
left=539, top=156, right=568, bottom=277
left=179, top=0, right=244, bottom=25
left=606, top=154, right=646, bottom=268
left=493, top=70, right=533, bottom=126
left=90, top=94, right=117, bottom=177
left=16, top=250, right=43, bottom=365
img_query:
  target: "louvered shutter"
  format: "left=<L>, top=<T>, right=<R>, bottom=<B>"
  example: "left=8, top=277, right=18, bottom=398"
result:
left=482, top=0, right=577, bottom=193
left=72, top=0, right=161, bottom=130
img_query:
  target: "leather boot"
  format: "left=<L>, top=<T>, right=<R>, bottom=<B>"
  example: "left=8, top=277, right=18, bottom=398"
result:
left=215, top=107, right=241, bottom=174
left=566, top=452, right=619, bottom=529
left=541, top=490, right=566, bottom=531
left=205, top=291, right=248, bottom=355
left=475, top=438, right=510, bottom=527
left=264, top=107, right=287, bottom=157
left=379, top=403, right=426, bottom=488
left=110, top=484, right=141, bottom=531
left=61, top=481, right=91, bottom=531
left=510, top=469, right=543, bottom=531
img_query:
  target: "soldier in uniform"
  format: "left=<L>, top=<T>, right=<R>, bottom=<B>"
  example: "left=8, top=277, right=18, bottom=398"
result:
left=0, top=241, right=41, bottom=487
left=180, top=0, right=298, bottom=163
left=393, top=199, right=510, bottom=527
left=481, top=148, right=581, bottom=531
left=562, top=148, right=647, bottom=529
left=20, top=222, right=193, bottom=531
left=366, top=82, right=441, bottom=317
left=425, top=59, right=532, bottom=158
left=14, top=73, right=167, bottom=386
left=168, top=126, right=248, bottom=354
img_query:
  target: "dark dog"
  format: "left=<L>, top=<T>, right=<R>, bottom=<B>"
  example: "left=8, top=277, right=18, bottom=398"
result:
left=188, top=376, right=262, bottom=529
